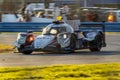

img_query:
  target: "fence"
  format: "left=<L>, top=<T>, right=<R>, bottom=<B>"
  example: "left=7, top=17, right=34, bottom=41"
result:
left=0, top=22, right=120, bottom=32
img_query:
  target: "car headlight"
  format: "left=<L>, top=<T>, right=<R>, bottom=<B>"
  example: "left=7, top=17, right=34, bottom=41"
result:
left=63, top=34, right=67, bottom=39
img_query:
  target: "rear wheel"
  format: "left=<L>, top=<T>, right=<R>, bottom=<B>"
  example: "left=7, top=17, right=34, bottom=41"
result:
left=89, top=35, right=102, bottom=52
left=89, top=46, right=101, bottom=52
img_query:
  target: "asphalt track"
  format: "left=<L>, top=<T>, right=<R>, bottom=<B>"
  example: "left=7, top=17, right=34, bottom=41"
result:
left=0, top=33, right=120, bottom=66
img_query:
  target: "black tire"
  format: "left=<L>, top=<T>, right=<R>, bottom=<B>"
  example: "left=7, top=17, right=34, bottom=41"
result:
left=89, top=35, right=102, bottom=52
left=68, top=33, right=77, bottom=53
left=22, top=51, right=32, bottom=55
left=89, top=47, right=101, bottom=52
left=17, top=45, right=32, bottom=55
left=70, top=34, right=77, bottom=48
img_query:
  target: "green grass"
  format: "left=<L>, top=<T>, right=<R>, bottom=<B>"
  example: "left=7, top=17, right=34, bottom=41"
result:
left=0, top=44, right=13, bottom=53
left=0, top=63, right=120, bottom=80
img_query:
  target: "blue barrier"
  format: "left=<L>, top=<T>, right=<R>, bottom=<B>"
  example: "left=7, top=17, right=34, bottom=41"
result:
left=105, top=22, right=120, bottom=32
left=0, top=22, right=51, bottom=32
left=0, top=22, right=120, bottom=32
left=81, top=22, right=120, bottom=32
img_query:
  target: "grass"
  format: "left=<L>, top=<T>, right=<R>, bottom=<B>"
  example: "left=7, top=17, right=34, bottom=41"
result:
left=0, top=63, right=120, bottom=80
left=0, top=44, right=13, bottom=53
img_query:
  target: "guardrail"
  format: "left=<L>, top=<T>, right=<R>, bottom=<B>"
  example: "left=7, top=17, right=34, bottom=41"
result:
left=0, top=22, right=120, bottom=32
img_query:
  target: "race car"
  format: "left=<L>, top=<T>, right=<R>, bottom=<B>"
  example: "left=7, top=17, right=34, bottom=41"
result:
left=14, top=21, right=106, bottom=54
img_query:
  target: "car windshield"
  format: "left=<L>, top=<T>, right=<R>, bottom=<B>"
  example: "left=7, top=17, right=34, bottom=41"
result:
left=42, top=26, right=66, bottom=35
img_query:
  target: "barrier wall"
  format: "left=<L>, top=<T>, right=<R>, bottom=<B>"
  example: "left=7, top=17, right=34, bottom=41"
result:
left=0, top=22, right=50, bottom=32
left=105, top=22, right=120, bottom=32
left=0, top=22, right=120, bottom=32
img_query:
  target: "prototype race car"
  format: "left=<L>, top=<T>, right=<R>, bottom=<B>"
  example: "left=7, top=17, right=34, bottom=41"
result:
left=14, top=21, right=106, bottom=54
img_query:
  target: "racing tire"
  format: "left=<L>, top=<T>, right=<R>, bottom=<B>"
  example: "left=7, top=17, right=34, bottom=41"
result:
left=70, top=34, right=76, bottom=48
left=22, top=51, right=32, bottom=55
left=17, top=45, right=32, bottom=55
left=68, top=33, right=77, bottom=53
left=89, top=35, right=102, bottom=52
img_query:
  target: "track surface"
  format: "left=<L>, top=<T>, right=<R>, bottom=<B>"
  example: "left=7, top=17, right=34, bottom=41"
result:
left=0, top=33, right=120, bottom=66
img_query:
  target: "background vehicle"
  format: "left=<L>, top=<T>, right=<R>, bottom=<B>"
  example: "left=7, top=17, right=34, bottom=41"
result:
left=14, top=21, right=106, bottom=54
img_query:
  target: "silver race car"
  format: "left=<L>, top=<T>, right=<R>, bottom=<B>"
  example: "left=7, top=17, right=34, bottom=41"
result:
left=14, top=21, right=106, bottom=54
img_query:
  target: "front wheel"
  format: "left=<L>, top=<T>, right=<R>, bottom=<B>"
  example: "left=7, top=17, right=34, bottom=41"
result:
left=17, top=45, right=32, bottom=55
left=65, top=33, right=76, bottom=53
left=23, top=51, right=32, bottom=55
